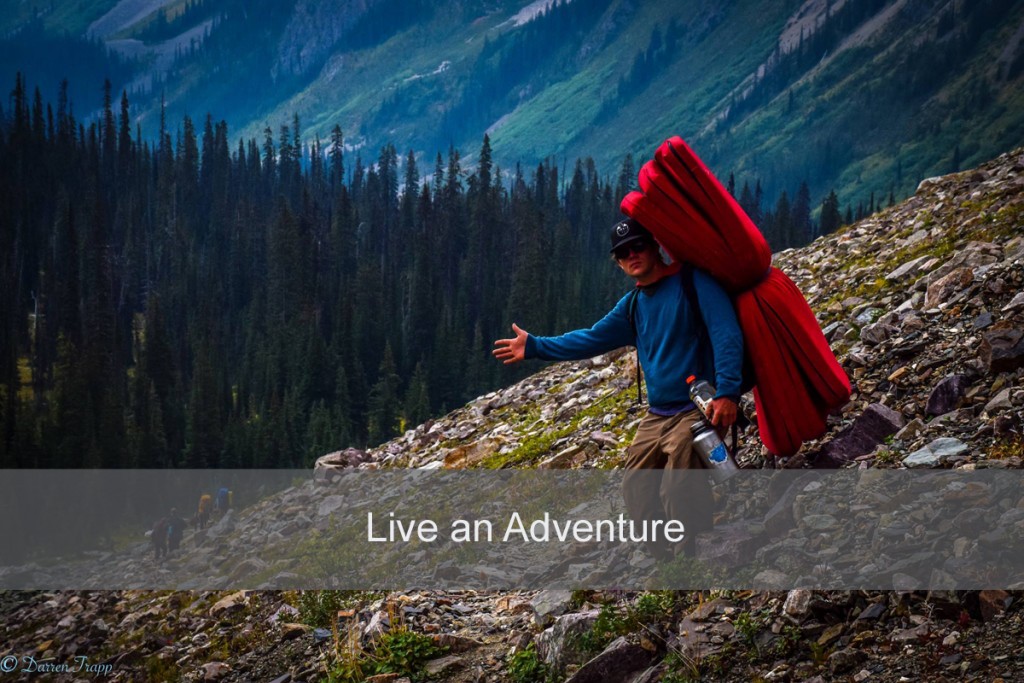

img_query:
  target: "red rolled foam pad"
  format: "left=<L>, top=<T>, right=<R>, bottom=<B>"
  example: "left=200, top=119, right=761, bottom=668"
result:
left=622, top=138, right=850, bottom=456
left=735, top=269, right=851, bottom=456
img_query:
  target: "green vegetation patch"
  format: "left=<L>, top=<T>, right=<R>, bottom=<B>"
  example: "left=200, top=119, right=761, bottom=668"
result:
left=325, top=624, right=448, bottom=682
left=297, top=590, right=377, bottom=629
left=477, top=385, right=635, bottom=468
left=507, top=642, right=558, bottom=683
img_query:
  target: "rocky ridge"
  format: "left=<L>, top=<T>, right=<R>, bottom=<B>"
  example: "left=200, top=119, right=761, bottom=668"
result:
left=328, top=145, right=1024, bottom=475
left=2, top=149, right=1024, bottom=681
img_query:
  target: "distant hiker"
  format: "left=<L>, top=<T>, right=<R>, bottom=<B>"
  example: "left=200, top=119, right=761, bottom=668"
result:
left=151, top=516, right=168, bottom=561
left=215, top=487, right=231, bottom=515
left=196, top=493, right=213, bottom=530
left=167, top=508, right=186, bottom=553
left=494, top=218, right=742, bottom=558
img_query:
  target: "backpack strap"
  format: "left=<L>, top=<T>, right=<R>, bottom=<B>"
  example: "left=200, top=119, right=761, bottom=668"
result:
left=679, top=265, right=756, bottom=394
left=637, top=266, right=747, bottom=457
left=626, top=267, right=700, bottom=406
left=678, top=264, right=709, bottom=350
left=626, top=288, right=642, bottom=405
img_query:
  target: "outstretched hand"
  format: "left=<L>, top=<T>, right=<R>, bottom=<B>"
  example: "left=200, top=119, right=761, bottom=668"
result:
left=705, top=397, right=737, bottom=428
left=493, top=323, right=528, bottom=365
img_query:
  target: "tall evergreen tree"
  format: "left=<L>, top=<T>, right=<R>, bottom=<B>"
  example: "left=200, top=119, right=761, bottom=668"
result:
left=117, top=90, right=133, bottom=183
left=738, top=181, right=755, bottom=220
left=792, top=181, right=812, bottom=245
left=820, top=189, right=842, bottom=235
left=773, top=190, right=792, bottom=249
left=0, top=77, right=670, bottom=468
left=403, top=360, right=431, bottom=429
left=329, top=125, right=344, bottom=191
left=184, top=342, right=223, bottom=468
left=367, top=343, right=401, bottom=445
left=615, top=153, right=635, bottom=202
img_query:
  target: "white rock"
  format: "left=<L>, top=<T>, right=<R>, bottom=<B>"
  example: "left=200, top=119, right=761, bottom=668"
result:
left=200, top=662, right=231, bottom=681
left=783, top=589, right=812, bottom=618
left=418, top=461, right=444, bottom=470
left=1001, top=291, right=1024, bottom=312
left=210, top=591, right=248, bottom=618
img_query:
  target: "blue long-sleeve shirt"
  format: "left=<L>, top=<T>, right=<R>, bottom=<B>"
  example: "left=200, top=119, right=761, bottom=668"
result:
left=524, top=268, right=743, bottom=412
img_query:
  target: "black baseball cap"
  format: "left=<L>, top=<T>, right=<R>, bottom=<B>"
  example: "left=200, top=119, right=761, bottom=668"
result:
left=609, top=218, right=652, bottom=252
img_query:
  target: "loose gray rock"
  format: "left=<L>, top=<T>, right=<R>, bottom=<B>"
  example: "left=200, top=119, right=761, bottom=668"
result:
left=1001, top=291, right=1024, bottom=312
left=530, top=590, right=574, bottom=628
left=973, top=311, right=995, bottom=329
left=828, top=648, right=867, bottom=674
left=886, top=255, right=931, bottom=280
left=985, top=389, right=1013, bottom=414
left=895, top=418, right=925, bottom=441
left=925, top=374, right=971, bottom=416
left=210, top=591, right=248, bottom=618
left=860, top=322, right=896, bottom=345
left=695, top=523, right=762, bottom=564
left=536, top=610, right=600, bottom=670
left=856, top=602, right=886, bottom=621
left=783, top=589, right=813, bottom=619
left=924, top=267, right=973, bottom=309
left=565, top=637, right=654, bottom=683
left=979, top=329, right=1024, bottom=374
left=201, top=662, right=231, bottom=681
left=903, top=438, right=968, bottom=467
left=424, top=655, right=464, bottom=677
left=315, top=448, right=370, bottom=476
left=890, top=623, right=931, bottom=642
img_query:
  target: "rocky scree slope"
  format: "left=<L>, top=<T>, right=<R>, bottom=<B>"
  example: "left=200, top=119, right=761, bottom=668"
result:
left=2, top=149, right=1024, bottom=681
left=339, top=144, right=1024, bottom=474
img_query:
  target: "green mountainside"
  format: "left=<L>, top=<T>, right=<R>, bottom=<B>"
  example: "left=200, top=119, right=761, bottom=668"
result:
left=3, top=0, right=1024, bottom=232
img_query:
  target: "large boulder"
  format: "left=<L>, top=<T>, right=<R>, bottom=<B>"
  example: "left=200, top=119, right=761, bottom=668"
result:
left=813, top=404, right=905, bottom=468
left=979, top=329, right=1024, bottom=374
left=565, top=637, right=654, bottom=683
left=210, top=591, right=248, bottom=618
left=924, top=267, right=974, bottom=309
left=529, top=590, right=575, bottom=628
left=903, top=438, right=968, bottom=467
left=442, top=438, right=502, bottom=469
left=535, top=610, right=600, bottom=670
left=925, top=375, right=971, bottom=416
left=314, top=449, right=370, bottom=479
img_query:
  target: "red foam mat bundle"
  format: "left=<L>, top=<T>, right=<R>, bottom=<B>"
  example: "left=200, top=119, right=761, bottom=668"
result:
left=622, top=137, right=850, bottom=456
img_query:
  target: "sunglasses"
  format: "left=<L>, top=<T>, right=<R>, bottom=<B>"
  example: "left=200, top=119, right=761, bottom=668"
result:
left=613, top=241, right=650, bottom=260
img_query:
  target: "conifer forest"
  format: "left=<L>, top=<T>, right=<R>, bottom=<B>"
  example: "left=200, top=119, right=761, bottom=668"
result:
left=0, top=76, right=839, bottom=469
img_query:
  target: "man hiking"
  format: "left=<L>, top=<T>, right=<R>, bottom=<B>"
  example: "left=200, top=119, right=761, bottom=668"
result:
left=215, top=487, right=231, bottom=516
left=196, top=493, right=213, bottom=530
left=167, top=508, right=186, bottom=554
left=151, top=515, right=168, bottom=561
left=493, top=218, right=743, bottom=558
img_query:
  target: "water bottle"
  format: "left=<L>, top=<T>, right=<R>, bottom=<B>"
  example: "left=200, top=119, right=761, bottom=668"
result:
left=690, top=419, right=738, bottom=484
left=687, top=375, right=716, bottom=419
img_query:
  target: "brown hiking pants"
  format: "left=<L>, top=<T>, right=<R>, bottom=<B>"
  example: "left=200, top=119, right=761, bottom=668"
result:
left=622, top=409, right=714, bottom=557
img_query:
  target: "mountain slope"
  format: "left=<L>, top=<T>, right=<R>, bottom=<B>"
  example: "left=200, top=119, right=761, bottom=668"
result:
left=1, top=145, right=1023, bottom=682
left=4, top=0, right=1023, bottom=232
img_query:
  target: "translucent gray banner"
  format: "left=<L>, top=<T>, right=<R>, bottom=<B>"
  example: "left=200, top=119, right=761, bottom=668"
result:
left=1, top=469, right=1022, bottom=590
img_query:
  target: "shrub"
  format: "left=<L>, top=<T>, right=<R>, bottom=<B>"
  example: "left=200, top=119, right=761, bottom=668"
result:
left=631, top=591, right=675, bottom=624
left=507, top=643, right=554, bottom=683
left=576, top=602, right=631, bottom=654
left=661, top=650, right=700, bottom=683
left=370, top=629, right=445, bottom=679
left=324, top=657, right=365, bottom=683
left=297, top=590, right=350, bottom=629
